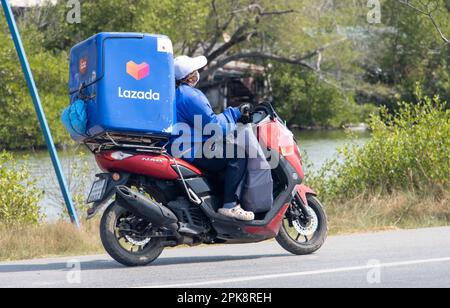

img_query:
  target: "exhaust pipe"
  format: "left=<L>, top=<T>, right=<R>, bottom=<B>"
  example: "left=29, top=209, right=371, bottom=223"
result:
left=115, top=186, right=178, bottom=229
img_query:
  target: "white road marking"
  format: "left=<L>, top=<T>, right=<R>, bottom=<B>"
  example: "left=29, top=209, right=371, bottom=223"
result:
left=138, top=257, right=450, bottom=288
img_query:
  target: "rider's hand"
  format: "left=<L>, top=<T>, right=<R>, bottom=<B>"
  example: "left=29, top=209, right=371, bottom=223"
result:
left=238, top=103, right=253, bottom=124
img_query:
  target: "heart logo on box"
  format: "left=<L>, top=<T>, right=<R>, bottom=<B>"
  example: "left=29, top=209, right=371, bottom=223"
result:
left=79, top=57, right=88, bottom=75
left=126, top=61, right=150, bottom=80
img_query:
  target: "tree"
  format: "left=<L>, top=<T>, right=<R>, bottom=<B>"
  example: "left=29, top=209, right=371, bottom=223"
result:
left=369, top=0, right=450, bottom=103
left=29, top=0, right=147, bottom=51
left=30, top=0, right=354, bottom=83
left=2, top=0, right=447, bottom=150
left=270, top=63, right=376, bottom=128
left=0, top=13, right=69, bottom=150
left=397, top=0, right=449, bottom=44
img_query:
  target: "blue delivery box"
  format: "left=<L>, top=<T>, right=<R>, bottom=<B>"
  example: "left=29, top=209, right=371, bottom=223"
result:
left=68, top=33, right=176, bottom=141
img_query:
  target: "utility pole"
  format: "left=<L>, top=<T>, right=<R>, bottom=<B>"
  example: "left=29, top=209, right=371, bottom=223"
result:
left=1, top=0, right=80, bottom=228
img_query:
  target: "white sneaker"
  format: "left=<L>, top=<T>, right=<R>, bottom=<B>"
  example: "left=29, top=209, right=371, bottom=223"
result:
left=218, top=206, right=255, bottom=221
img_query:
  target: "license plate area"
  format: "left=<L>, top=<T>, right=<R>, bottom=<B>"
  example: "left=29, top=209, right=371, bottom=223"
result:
left=87, top=179, right=107, bottom=203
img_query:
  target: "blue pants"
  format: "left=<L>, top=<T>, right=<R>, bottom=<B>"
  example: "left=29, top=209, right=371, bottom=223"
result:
left=193, top=143, right=247, bottom=205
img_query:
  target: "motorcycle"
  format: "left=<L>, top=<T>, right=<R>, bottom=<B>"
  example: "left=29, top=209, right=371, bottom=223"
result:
left=85, top=102, right=327, bottom=267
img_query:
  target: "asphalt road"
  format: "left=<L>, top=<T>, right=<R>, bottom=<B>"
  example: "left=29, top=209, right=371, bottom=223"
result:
left=1, top=227, right=450, bottom=288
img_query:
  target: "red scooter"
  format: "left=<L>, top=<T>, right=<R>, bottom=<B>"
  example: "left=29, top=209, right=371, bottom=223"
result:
left=86, top=103, right=327, bottom=266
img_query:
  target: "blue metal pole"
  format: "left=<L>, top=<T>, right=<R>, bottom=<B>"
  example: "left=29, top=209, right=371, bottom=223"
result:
left=1, top=0, right=80, bottom=228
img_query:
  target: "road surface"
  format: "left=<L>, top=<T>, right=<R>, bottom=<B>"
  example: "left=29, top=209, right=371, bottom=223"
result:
left=1, top=227, right=450, bottom=288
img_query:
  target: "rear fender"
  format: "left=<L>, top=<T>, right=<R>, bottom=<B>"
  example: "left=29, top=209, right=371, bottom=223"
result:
left=296, top=184, right=317, bottom=207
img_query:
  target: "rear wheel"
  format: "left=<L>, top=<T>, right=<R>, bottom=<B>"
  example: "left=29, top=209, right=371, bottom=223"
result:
left=276, top=195, right=328, bottom=255
left=100, top=202, right=164, bottom=267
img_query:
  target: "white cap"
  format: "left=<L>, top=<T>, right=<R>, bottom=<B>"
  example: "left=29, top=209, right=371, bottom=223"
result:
left=174, top=56, right=208, bottom=80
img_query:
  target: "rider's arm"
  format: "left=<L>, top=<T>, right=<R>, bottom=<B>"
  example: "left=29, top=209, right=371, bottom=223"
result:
left=185, top=87, right=241, bottom=135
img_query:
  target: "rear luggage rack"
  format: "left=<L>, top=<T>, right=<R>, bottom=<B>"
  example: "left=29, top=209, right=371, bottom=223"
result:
left=84, top=132, right=169, bottom=153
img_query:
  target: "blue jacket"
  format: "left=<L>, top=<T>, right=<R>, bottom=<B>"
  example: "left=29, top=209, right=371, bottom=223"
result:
left=170, top=84, right=241, bottom=161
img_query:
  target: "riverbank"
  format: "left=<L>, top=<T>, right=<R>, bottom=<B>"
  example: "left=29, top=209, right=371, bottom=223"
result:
left=1, top=191, right=448, bottom=262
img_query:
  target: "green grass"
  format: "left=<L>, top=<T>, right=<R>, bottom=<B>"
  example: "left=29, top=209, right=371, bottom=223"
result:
left=325, top=191, right=450, bottom=235
left=0, top=220, right=103, bottom=262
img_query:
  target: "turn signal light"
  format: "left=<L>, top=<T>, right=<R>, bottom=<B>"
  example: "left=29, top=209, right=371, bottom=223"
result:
left=104, top=151, right=134, bottom=161
left=112, top=173, right=121, bottom=181
left=280, top=145, right=295, bottom=156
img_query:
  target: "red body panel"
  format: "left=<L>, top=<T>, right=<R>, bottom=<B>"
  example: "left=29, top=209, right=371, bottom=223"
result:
left=244, top=204, right=289, bottom=237
left=96, top=152, right=202, bottom=180
left=258, top=119, right=305, bottom=180
left=296, top=184, right=317, bottom=206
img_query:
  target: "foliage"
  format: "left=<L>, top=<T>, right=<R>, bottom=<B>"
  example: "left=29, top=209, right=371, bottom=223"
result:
left=366, top=0, right=450, bottom=105
left=271, top=64, right=377, bottom=128
left=36, top=1, right=147, bottom=52
left=45, top=150, right=93, bottom=220
left=0, top=152, right=43, bottom=225
left=0, top=1, right=449, bottom=150
left=0, top=14, right=69, bottom=150
left=312, top=86, right=450, bottom=199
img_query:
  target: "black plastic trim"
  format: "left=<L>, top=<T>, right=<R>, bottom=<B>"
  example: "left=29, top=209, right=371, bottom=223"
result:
left=171, top=165, right=199, bottom=178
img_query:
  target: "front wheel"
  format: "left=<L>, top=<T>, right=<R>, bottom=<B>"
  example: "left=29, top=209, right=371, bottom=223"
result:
left=276, top=195, right=328, bottom=255
left=100, top=202, right=164, bottom=267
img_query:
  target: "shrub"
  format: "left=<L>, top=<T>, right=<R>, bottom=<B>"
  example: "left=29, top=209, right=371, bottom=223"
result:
left=0, top=15, right=69, bottom=151
left=312, top=85, right=450, bottom=200
left=45, top=150, right=93, bottom=219
left=0, top=152, right=43, bottom=225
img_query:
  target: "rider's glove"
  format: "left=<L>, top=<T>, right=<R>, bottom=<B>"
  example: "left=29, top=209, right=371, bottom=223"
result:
left=238, top=103, right=253, bottom=124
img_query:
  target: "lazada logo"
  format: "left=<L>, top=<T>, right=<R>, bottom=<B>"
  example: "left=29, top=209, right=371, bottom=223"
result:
left=126, top=61, right=150, bottom=80
left=120, top=60, right=160, bottom=101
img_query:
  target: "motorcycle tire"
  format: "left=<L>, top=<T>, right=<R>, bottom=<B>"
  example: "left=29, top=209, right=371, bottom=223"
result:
left=100, top=202, right=164, bottom=267
left=276, top=195, right=328, bottom=255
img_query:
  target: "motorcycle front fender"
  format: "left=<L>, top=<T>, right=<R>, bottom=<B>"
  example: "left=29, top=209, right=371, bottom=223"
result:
left=296, top=184, right=317, bottom=207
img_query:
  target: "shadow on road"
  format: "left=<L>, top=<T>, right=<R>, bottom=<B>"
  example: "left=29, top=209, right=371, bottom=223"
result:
left=0, top=259, right=121, bottom=273
left=0, top=253, right=290, bottom=273
left=154, top=253, right=289, bottom=266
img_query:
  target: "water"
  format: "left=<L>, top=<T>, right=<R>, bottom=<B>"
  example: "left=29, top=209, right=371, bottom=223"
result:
left=16, top=130, right=370, bottom=219
left=295, top=130, right=370, bottom=173
left=17, top=147, right=101, bottom=220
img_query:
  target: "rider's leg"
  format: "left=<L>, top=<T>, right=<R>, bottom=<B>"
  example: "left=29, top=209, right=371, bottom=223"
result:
left=222, top=155, right=247, bottom=208
left=192, top=142, right=254, bottom=221
left=194, top=141, right=246, bottom=205
left=218, top=156, right=255, bottom=222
